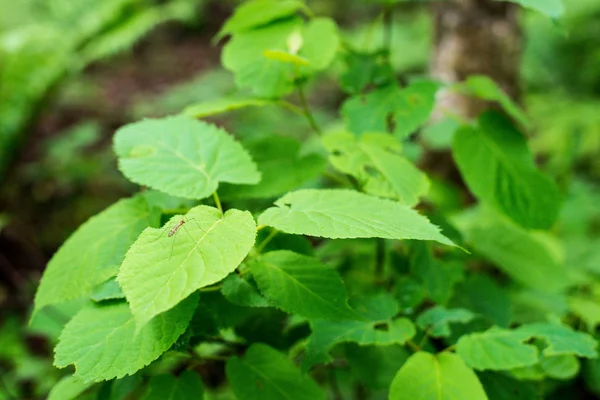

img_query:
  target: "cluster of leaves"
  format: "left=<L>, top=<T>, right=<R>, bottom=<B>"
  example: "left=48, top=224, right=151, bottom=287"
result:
left=30, top=0, right=600, bottom=399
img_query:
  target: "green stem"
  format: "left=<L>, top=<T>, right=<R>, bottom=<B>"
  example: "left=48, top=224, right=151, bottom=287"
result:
left=256, top=229, right=279, bottom=254
left=297, top=83, right=322, bottom=135
left=213, top=191, right=223, bottom=214
left=277, top=99, right=305, bottom=116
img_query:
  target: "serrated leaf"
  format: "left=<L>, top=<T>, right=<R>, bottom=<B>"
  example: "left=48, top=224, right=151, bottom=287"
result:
left=114, top=116, right=260, bottom=199
left=216, top=0, right=306, bottom=40
left=221, top=273, right=269, bottom=308
left=220, top=135, right=327, bottom=200
left=91, top=278, right=124, bottom=302
left=456, top=327, right=539, bottom=371
left=118, top=205, right=256, bottom=329
left=226, top=343, right=324, bottom=400
left=222, top=17, right=338, bottom=97
left=500, top=0, right=564, bottom=19
left=54, top=295, right=197, bottom=382
left=142, top=371, right=204, bottom=400
left=34, top=196, right=156, bottom=315
left=250, top=250, right=358, bottom=320
left=452, top=111, right=560, bottom=229
left=182, top=96, right=273, bottom=118
left=341, top=81, right=439, bottom=138
left=389, top=352, right=488, bottom=400
left=47, top=375, right=94, bottom=400
left=322, top=131, right=429, bottom=206
left=452, top=207, right=568, bottom=293
left=452, top=76, right=529, bottom=128
left=416, top=306, right=475, bottom=338
left=258, top=189, right=455, bottom=247
left=518, top=323, right=598, bottom=358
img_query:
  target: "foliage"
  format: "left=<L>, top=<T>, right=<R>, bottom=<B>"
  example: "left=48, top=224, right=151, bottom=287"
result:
left=21, top=0, right=600, bottom=399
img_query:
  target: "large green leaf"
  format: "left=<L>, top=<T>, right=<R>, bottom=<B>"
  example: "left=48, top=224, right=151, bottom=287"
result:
left=220, top=135, right=326, bottom=199
left=416, top=306, right=475, bottom=338
left=216, top=0, right=306, bottom=40
left=226, top=343, right=324, bottom=400
left=389, top=352, right=488, bottom=400
left=34, top=196, right=156, bottom=315
left=54, top=295, right=197, bottom=382
left=258, top=189, right=455, bottom=247
left=118, top=205, right=256, bottom=329
left=341, top=81, right=439, bottom=138
left=222, top=17, right=339, bottom=97
left=518, top=323, right=598, bottom=358
left=47, top=375, right=94, bottom=400
left=250, top=251, right=358, bottom=320
left=501, top=0, right=564, bottom=18
left=452, top=111, right=560, bottom=229
left=142, top=371, right=204, bottom=400
left=452, top=207, right=567, bottom=293
left=456, top=327, right=539, bottom=371
left=322, top=131, right=429, bottom=206
left=113, top=116, right=260, bottom=199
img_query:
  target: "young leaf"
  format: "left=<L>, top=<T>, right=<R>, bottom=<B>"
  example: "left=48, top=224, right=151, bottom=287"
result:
left=221, top=273, right=269, bottom=308
left=33, top=195, right=156, bottom=315
left=389, top=352, right=488, bottom=400
left=216, top=0, right=306, bottom=40
left=452, top=207, right=568, bottom=293
left=322, top=131, right=430, bottom=206
left=258, top=189, right=455, bottom=247
left=54, top=295, right=197, bottom=382
left=226, top=343, right=324, bottom=400
left=456, top=327, right=539, bottom=371
left=416, top=306, right=475, bottom=338
left=341, top=81, right=439, bottom=138
left=182, top=96, right=273, bottom=118
left=113, top=116, right=260, bottom=199
left=452, top=111, right=561, bottom=230
left=142, top=371, right=204, bottom=400
left=219, top=135, right=327, bottom=200
left=518, top=323, right=598, bottom=358
left=47, top=375, right=94, bottom=400
left=250, top=250, right=359, bottom=320
left=118, top=205, right=256, bottom=329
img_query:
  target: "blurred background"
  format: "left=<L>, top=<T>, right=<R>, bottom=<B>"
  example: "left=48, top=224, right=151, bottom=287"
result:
left=1, top=0, right=599, bottom=398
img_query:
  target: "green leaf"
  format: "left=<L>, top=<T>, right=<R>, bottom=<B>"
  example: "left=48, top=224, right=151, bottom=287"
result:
left=518, top=323, right=598, bottom=358
left=416, top=306, right=475, bottom=338
left=216, top=0, right=306, bottom=40
left=339, top=49, right=394, bottom=94
left=258, top=189, right=455, bottom=247
left=47, top=375, right=94, bottom=400
left=539, top=354, right=580, bottom=380
left=410, top=242, right=464, bottom=304
left=567, top=296, right=600, bottom=331
left=389, top=352, right=488, bottom=400
left=222, top=17, right=339, bottom=97
left=142, top=371, right=204, bottom=400
left=456, top=327, right=539, bottom=371
left=322, top=131, right=430, bottom=206
left=450, top=275, right=511, bottom=327
left=304, top=317, right=416, bottom=369
left=451, top=207, right=567, bottom=293
left=220, top=135, right=327, bottom=200
left=113, top=116, right=260, bottom=199
left=452, top=76, right=529, bottom=128
left=226, top=343, right=324, bottom=400
left=250, top=250, right=358, bottom=320
left=477, top=372, right=538, bottom=400
left=182, top=96, right=273, bottom=118
left=54, top=295, right=197, bottom=382
left=341, top=81, right=439, bottom=138
left=118, top=205, right=256, bottom=329
left=34, top=196, right=156, bottom=315
left=344, top=344, right=411, bottom=390
left=91, top=278, right=125, bottom=302
left=452, top=111, right=561, bottom=229
left=221, top=273, right=269, bottom=308
left=500, top=0, right=564, bottom=19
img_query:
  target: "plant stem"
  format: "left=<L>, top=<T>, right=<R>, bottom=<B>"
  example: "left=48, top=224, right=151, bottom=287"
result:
left=212, top=191, right=223, bottom=214
left=297, top=83, right=322, bottom=135
left=256, top=229, right=279, bottom=254
left=278, top=99, right=305, bottom=116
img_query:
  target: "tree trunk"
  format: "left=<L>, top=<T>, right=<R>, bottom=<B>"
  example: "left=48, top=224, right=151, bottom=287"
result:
left=430, top=0, right=522, bottom=119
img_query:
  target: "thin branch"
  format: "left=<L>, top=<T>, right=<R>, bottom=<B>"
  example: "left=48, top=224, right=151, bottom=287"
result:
left=297, top=83, right=322, bottom=135
left=212, top=191, right=223, bottom=214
